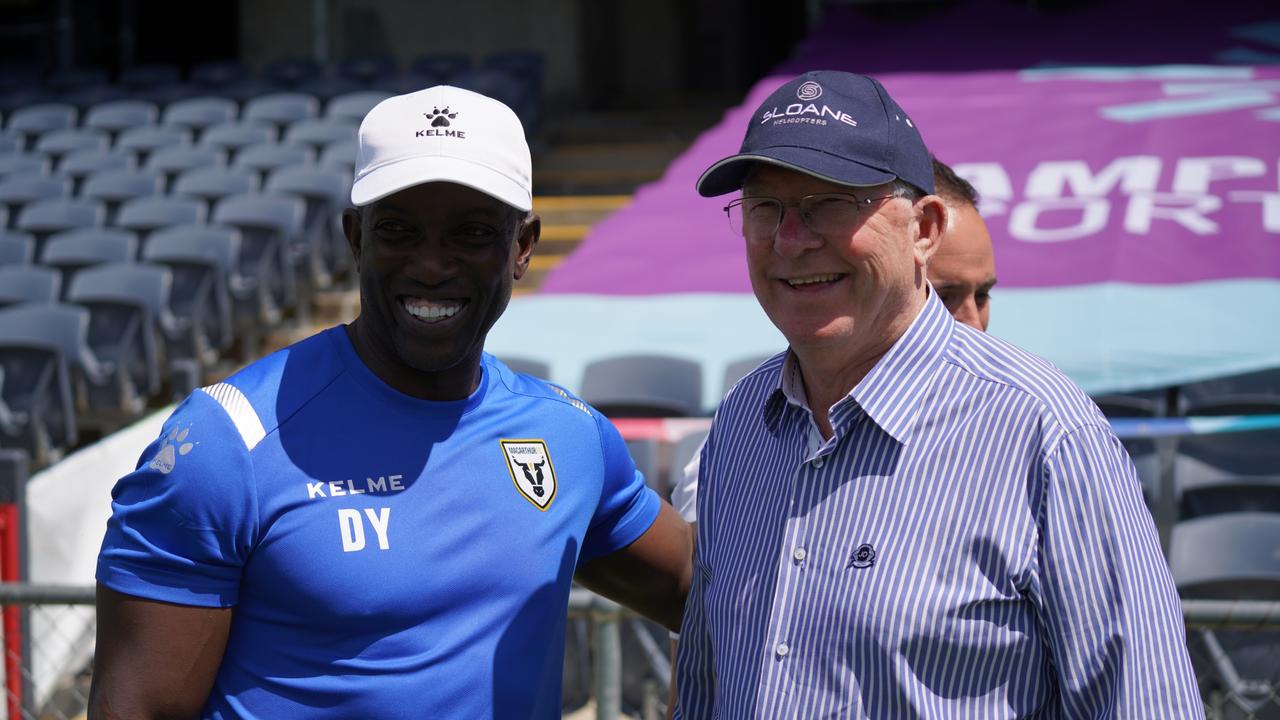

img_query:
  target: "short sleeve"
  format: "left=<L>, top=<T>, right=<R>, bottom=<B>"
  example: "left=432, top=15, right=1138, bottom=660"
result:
left=96, top=390, right=259, bottom=607
left=579, top=412, right=661, bottom=563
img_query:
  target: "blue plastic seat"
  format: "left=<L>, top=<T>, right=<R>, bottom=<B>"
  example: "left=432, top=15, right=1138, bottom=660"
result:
left=0, top=130, right=22, bottom=155
left=0, top=231, right=34, bottom=265
left=144, top=224, right=241, bottom=362
left=294, top=76, right=364, bottom=104
left=161, top=96, right=238, bottom=140
left=114, top=197, right=206, bottom=247
left=283, top=118, right=356, bottom=153
left=115, top=125, right=193, bottom=166
left=58, top=149, right=134, bottom=192
left=142, top=145, right=225, bottom=190
left=61, top=84, right=129, bottom=112
left=6, top=103, right=78, bottom=149
left=172, top=166, right=258, bottom=215
left=243, top=92, right=320, bottom=138
left=265, top=165, right=350, bottom=283
left=41, top=228, right=138, bottom=296
left=232, top=142, right=313, bottom=185
left=0, top=154, right=50, bottom=182
left=0, top=304, right=79, bottom=462
left=80, top=169, right=164, bottom=223
left=0, top=266, right=61, bottom=307
left=199, top=121, right=276, bottom=162
left=15, top=198, right=104, bottom=254
left=83, top=100, right=160, bottom=138
left=0, top=176, right=71, bottom=229
left=34, top=128, right=109, bottom=169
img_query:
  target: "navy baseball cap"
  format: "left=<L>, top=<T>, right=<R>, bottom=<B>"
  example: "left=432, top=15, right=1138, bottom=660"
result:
left=697, top=71, right=935, bottom=197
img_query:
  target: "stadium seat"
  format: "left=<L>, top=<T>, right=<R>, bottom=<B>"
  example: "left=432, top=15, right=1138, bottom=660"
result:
left=60, top=84, right=129, bottom=113
left=1175, top=428, right=1280, bottom=519
left=114, top=197, right=206, bottom=246
left=0, top=304, right=79, bottom=463
left=670, top=427, right=709, bottom=491
left=0, top=176, right=72, bottom=228
left=243, top=92, right=320, bottom=138
left=409, top=52, right=472, bottom=83
left=0, top=154, right=50, bottom=181
left=0, top=87, right=54, bottom=118
left=143, top=225, right=239, bottom=362
left=625, top=437, right=663, bottom=493
left=451, top=68, right=538, bottom=134
left=33, top=128, right=109, bottom=169
left=382, top=72, right=434, bottom=96
left=0, top=266, right=61, bottom=308
left=81, top=169, right=165, bottom=223
left=143, top=145, right=225, bottom=190
left=47, top=68, right=109, bottom=93
left=580, top=354, right=704, bottom=417
left=15, top=198, right=104, bottom=254
left=1170, top=512, right=1280, bottom=600
left=115, top=125, right=193, bottom=166
left=722, top=354, right=774, bottom=396
left=118, top=64, right=182, bottom=90
left=68, top=262, right=181, bottom=403
left=161, top=96, right=238, bottom=140
left=484, top=50, right=545, bottom=96
left=189, top=60, right=252, bottom=89
left=324, top=90, right=391, bottom=124
left=0, top=130, right=23, bottom=155
left=263, top=58, right=323, bottom=88
left=231, top=142, right=314, bottom=186
left=199, top=121, right=276, bottom=162
left=211, top=193, right=305, bottom=339
left=172, top=166, right=258, bottom=216
left=0, top=232, right=34, bottom=264
left=498, top=356, right=550, bottom=379
left=263, top=165, right=347, bottom=282
left=337, top=54, right=398, bottom=86
left=58, top=149, right=134, bottom=192
left=1180, top=367, right=1280, bottom=416
left=83, top=100, right=160, bottom=139
left=219, top=80, right=281, bottom=105
left=283, top=118, right=356, bottom=153
left=7, top=103, right=77, bottom=149
left=319, top=138, right=357, bottom=177
left=294, top=76, right=365, bottom=103
left=41, top=228, right=138, bottom=298
left=135, top=83, right=203, bottom=108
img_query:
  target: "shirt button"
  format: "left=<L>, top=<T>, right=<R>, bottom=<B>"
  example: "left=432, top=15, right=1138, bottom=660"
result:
left=812, top=458, right=825, bottom=468
left=792, top=547, right=807, bottom=563
left=775, top=642, right=790, bottom=658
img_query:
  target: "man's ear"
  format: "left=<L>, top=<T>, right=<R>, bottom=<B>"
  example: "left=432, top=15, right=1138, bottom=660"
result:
left=912, top=195, right=947, bottom=268
left=513, top=213, right=541, bottom=281
left=342, top=208, right=363, bottom=265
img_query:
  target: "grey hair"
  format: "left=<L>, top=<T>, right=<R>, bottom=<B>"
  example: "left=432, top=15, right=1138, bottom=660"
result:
left=890, top=179, right=925, bottom=202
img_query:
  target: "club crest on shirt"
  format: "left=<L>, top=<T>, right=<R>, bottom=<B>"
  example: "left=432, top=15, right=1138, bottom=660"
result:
left=500, top=439, right=558, bottom=511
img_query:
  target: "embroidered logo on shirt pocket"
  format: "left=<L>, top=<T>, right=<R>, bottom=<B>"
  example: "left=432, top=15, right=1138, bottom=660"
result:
left=847, top=543, right=876, bottom=569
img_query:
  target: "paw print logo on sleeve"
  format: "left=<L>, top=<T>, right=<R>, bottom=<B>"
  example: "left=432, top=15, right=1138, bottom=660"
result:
left=149, top=426, right=196, bottom=475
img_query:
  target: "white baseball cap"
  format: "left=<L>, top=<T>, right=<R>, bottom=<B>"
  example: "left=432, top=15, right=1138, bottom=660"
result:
left=351, top=85, right=532, bottom=211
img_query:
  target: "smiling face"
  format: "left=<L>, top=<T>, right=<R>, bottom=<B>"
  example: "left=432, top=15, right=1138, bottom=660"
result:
left=928, top=202, right=996, bottom=331
left=343, top=181, right=538, bottom=400
left=740, top=164, right=943, bottom=365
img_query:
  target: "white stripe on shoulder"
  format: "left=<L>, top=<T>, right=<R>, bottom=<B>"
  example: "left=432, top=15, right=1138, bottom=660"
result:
left=200, top=382, right=267, bottom=450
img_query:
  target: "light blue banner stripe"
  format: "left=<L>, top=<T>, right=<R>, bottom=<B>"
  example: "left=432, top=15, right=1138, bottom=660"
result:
left=1110, top=414, right=1280, bottom=439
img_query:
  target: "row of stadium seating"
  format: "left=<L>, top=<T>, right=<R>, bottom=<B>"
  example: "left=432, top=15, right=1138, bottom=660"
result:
left=0, top=51, right=543, bottom=136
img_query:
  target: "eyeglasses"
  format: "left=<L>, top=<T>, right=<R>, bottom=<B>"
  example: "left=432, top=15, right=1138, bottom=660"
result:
left=723, top=192, right=900, bottom=240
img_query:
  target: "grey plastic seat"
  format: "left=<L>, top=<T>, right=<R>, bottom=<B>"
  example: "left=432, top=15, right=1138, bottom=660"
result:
left=625, top=437, right=663, bottom=493
left=189, top=60, right=251, bottom=89
left=1175, top=429, right=1280, bottom=519
left=41, top=228, right=138, bottom=293
left=0, top=232, right=34, bottom=264
left=0, top=176, right=71, bottom=228
left=15, top=198, right=104, bottom=254
left=58, top=148, right=134, bottom=191
left=243, top=92, right=320, bottom=137
left=283, top=118, right=356, bottom=153
left=1181, top=367, right=1280, bottom=416
left=1170, top=512, right=1280, bottom=600
left=294, top=76, right=364, bottom=104
left=0, top=266, right=61, bottom=307
left=232, top=142, right=313, bottom=185
left=0, top=154, right=50, bottom=180
left=6, top=103, right=77, bottom=149
left=318, top=138, right=357, bottom=177
left=143, top=224, right=241, bottom=362
left=81, top=169, right=164, bottom=223
left=338, top=54, right=398, bottom=85
left=498, top=356, right=550, bottom=379
left=0, top=304, right=79, bottom=462
left=0, top=129, right=23, bottom=155
left=263, top=58, right=323, bottom=88
left=172, top=166, right=258, bottom=215
left=161, top=96, right=238, bottom=140
left=264, top=165, right=348, bottom=282
left=580, top=354, right=704, bottom=418
left=115, top=125, right=192, bottom=166
left=83, top=100, right=160, bottom=139
left=212, top=193, right=305, bottom=340
left=199, top=121, right=275, bottom=161
left=115, top=197, right=206, bottom=247
left=325, top=90, right=392, bottom=123
left=722, top=354, right=774, bottom=397
left=68, top=262, right=179, bottom=407
left=34, top=128, right=109, bottom=168
left=143, top=145, right=225, bottom=191
left=670, top=427, right=710, bottom=493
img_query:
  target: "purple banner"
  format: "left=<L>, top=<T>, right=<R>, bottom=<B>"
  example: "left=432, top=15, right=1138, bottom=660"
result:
left=542, top=2, right=1280, bottom=293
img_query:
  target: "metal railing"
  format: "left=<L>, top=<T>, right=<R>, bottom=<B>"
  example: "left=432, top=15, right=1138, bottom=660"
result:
left=0, top=585, right=1274, bottom=720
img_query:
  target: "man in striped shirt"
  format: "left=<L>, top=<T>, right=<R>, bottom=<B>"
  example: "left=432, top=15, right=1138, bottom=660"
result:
left=675, top=70, right=1202, bottom=718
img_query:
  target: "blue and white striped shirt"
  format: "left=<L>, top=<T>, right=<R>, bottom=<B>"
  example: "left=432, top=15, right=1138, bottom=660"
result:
left=675, top=291, right=1202, bottom=719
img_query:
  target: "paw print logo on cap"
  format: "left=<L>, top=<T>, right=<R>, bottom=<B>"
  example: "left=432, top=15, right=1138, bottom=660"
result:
left=149, top=426, right=195, bottom=475
left=426, top=106, right=458, bottom=127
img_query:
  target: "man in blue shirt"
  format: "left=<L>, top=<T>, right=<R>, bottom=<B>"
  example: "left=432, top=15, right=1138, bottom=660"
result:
left=675, top=71, right=1201, bottom=718
left=90, top=86, right=692, bottom=719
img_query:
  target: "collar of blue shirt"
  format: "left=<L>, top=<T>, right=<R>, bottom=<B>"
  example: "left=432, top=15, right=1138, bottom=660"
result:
left=765, top=287, right=956, bottom=446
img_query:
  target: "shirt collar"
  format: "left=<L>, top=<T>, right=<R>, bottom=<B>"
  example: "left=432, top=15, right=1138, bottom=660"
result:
left=764, top=287, right=955, bottom=445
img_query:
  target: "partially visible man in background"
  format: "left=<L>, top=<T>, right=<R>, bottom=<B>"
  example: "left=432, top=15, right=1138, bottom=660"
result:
left=928, top=157, right=997, bottom=332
